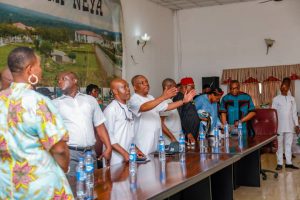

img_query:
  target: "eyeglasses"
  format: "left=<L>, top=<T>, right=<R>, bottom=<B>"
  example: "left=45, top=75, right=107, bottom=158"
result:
left=117, top=101, right=133, bottom=122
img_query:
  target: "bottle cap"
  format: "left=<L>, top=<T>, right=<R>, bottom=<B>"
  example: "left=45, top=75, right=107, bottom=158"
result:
left=86, top=151, right=92, bottom=155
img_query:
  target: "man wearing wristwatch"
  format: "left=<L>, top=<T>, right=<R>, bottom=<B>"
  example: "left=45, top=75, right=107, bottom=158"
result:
left=220, top=80, right=256, bottom=135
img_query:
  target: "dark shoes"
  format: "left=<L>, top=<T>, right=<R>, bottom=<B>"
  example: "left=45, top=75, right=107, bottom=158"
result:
left=276, top=164, right=299, bottom=170
left=276, top=165, right=282, bottom=170
left=285, top=164, right=299, bottom=169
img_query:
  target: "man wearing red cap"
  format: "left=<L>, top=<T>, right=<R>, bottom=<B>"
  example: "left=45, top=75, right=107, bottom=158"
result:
left=174, top=77, right=199, bottom=144
left=128, top=75, right=196, bottom=155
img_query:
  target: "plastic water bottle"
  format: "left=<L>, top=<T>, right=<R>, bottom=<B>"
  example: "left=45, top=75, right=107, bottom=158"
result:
left=199, top=130, right=205, bottom=148
left=224, top=123, right=229, bottom=138
left=225, top=138, right=230, bottom=153
left=129, top=172, right=137, bottom=192
left=213, top=127, right=219, bottom=144
left=238, top=121, right=242, bottom=137
left=76, top=157, right=86, bottom=200
left=180, top=151, right=186, bottom=162
left=179, top=133, right=185, bottom=153
left=180, top=158, right=187, bottom=177
left=129, top=143, right=137, bottom=174
left=85, top=151, right=94, bottom=200
left=159, top=135, right=166, bottom=161
left=159, top=160, right=166, bottom=184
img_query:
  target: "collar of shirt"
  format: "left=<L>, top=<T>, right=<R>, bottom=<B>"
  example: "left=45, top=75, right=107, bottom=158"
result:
left=114, top=100, right=133, bottom=120
left=58, top=91, right=85, bottom=100
left=10, top=82, right=32, bottom=90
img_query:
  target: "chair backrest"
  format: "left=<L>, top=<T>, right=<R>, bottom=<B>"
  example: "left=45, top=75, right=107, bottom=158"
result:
left=251, top=108, right=278, bottom=136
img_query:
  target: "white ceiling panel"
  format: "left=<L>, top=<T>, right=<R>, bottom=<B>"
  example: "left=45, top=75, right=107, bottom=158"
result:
left=147, top=0, right=267, bottom=10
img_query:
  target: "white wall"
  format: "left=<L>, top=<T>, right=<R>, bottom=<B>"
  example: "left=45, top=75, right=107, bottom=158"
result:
left=177, top=0, right=300, bottom=98
left=121, top=0, right=175, bottom=97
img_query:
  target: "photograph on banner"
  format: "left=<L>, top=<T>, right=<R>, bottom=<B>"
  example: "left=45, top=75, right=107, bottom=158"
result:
left=0, top=0, right=123, bottom=94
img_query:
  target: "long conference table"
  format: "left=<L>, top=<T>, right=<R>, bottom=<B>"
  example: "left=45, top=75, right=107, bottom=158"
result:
left=70, top=134, right=277, bottom=200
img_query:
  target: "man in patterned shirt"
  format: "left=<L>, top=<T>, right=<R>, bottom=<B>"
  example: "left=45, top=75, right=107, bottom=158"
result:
left=220, top=80, right=256, bottom=136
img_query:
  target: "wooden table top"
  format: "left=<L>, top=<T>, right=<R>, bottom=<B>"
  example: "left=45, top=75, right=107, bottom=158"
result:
left=70, top=134, right=276, bottom=200
left=91, top=153, right=236, bottom=200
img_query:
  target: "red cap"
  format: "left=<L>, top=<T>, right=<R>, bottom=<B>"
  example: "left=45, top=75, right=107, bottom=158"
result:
left=180, top=77, right=194, bottom=85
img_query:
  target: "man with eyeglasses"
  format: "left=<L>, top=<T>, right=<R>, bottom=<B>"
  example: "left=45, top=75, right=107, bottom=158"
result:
left=174, top=77, right=199, bottom=144
left=220, top=80, right=256, bottom=134
left=103, top=78, right=145, bottom=166
left=129, top=75, right=196, bottom=155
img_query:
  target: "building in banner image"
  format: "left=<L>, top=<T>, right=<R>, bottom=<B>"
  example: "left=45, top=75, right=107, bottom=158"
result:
left=75, top=30, right=103, bottom=44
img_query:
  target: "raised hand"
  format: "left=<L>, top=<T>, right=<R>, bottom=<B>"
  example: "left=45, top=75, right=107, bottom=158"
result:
left=162, top=87, right=178, bottom=100
left=183, top=89, right=196, bottom=103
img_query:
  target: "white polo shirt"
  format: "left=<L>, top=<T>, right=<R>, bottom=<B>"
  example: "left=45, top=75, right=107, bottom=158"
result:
left=160, top=99, right=182, bottom=144
left=53, top=92, right=106, bottom=147
left=104, top=100, right=134, bottom=166
left=128, top=93, right=168, bottom=155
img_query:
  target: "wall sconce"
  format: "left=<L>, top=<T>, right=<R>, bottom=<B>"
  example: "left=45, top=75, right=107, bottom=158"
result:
left=265, top=38, right=275, bottom=55
left=137, top=33, right=150, bottom=52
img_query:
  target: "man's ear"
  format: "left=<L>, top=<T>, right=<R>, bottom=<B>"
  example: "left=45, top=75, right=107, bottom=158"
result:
left=133, top=84, right=138, bottom=91
left=74, top=79, right=78, bottom=84
left=112, top=88, right=118, bottom=96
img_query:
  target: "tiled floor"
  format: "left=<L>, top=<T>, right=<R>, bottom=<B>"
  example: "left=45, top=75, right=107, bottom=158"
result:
left=234, top=153, right=300, bottom=200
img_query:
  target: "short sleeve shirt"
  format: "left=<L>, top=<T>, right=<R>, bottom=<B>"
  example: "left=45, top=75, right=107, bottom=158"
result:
left=128, top=93, right=168, bottom=155
left=53, top=93, right=106, bottom=147
left=0, top=83, right=73, bottom=199
left=220, top=92, right=255, bottom=127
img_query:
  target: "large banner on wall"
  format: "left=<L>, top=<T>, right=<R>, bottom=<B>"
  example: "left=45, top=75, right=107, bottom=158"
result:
left=0, top=0, right=123, bottom=89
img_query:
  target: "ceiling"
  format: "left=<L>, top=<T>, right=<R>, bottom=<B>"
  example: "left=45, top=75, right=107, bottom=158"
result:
left=147, top=0, right=259, bottom=10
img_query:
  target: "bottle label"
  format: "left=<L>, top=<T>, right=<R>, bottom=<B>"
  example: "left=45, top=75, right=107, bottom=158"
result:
left=85, top=163, right=94, bottom=173
left=159, top=144, right=165, bottom=152
left=129, top=153, right=136, bottom=162
left=76, top=171, right=85, bottom=181
left=200, top=133, right=205, bottom=140
left=214, top=129, right=218, bottom=136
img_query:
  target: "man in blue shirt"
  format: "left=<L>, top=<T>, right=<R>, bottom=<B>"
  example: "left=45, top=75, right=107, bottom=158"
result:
left=220, top=80, right=256, bottom=133
left=194, top=88, right=224, bottom=133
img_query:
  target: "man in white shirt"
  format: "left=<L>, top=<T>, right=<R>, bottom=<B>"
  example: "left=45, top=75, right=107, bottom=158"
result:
left=53, top=71, right=112, bottom=177
left=104, top=78, right=144, bottom=166
left=160, top=78, right=182, bottom=144
left=128, top=75, right=196, bottom=155
left=272, top=78, right=300, bottom=170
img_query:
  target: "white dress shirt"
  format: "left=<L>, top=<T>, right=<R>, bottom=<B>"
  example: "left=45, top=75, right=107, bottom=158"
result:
left=272, top=94, right=299, bottom=133
left=128, top=93, right=168, bottom=155
left=103, top=100, right=134, bottom=166
left=160, top=99, right=182, bottom=144
left=53, top=92, right=106, bottom=147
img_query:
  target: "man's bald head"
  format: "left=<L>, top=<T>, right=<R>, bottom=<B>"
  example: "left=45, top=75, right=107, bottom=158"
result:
left=110, top=78, right=130, bottom=103
left=1, top=68, right=13, bottom=90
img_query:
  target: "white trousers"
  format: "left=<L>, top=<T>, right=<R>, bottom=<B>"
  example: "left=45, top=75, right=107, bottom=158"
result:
left=277, top=132, right=294, bottom=165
